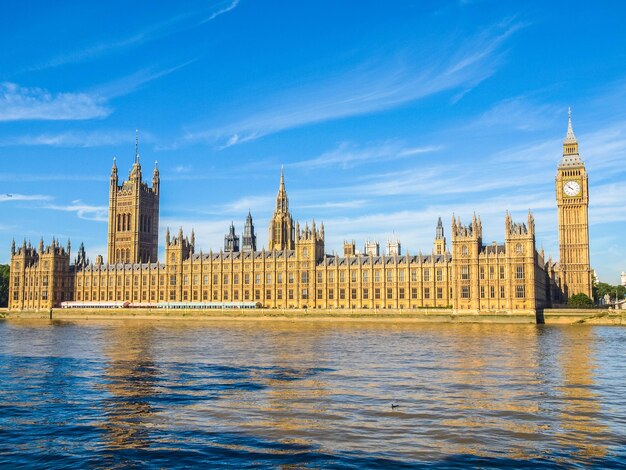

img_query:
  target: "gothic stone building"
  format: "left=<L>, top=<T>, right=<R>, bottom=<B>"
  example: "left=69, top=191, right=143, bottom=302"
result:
left=8, top=114, right=592, bottom=313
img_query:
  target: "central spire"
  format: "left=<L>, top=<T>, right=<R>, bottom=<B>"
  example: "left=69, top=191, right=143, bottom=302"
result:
left=276, top=165, right=288, bottom=213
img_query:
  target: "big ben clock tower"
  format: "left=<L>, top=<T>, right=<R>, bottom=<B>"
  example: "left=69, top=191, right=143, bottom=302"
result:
left=556, top=108, right=592, bottom=300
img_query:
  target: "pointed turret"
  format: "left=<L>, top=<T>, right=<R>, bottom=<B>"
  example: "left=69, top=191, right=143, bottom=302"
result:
left=242, top=210, right=257, bottom=252
left=130, top=129, right=142, bottom=180
left=111, top=156, right=118, bottom=186
left=152, top=160, right=160, bottom=194
left=224, top=222, right=240, bottom=253
left=560, top=107, right=583, bottom=167
left=11, top=239, right=15, bottom=256
left=434, top=216, right=446, bottom=255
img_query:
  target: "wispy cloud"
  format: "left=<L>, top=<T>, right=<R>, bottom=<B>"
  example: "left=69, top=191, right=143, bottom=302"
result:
left=0, top=193, right=52, bottom=203
left=290, top=141, right=440, bottom=170
left=92, top=60, right=197, bottom=99
left=0, top=173, right=105, bottom=183
left=44, top=200, right=108, bottom=222
left=0, top=59, right=193, bottom=124
left=173, top=19, right=526, bottom=149
left=0, top=129, right=157, bottom=148
left=21, top=1, right=239, bottom=73
left=469, top=96, right=559, bottom=131
left=0, top=82, right=109, bottom=121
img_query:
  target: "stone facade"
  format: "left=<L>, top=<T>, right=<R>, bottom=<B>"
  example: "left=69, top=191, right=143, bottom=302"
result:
left=555, top=109, right=592, bottom=299
left=8, top=114, right=591, bottom=313
left=107, top=134, right=160, bottom=265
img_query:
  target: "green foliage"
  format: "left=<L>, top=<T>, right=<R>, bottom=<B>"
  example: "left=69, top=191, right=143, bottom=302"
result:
left=567, top=293, right=594, bottom=308
left=595, top=282, right=625, bottom=302
left=0, top=264, right=9, bottom=308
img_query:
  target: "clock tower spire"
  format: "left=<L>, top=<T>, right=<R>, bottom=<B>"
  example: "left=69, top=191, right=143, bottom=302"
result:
left=556, top=108, right=592, bottom=301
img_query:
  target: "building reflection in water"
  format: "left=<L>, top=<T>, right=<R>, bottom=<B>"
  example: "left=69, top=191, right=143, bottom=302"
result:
left=99, top=323, right=160, bottom=451
left=556, top=327, right=607, bottom=459
left=437, top=324, right=544, bottom=460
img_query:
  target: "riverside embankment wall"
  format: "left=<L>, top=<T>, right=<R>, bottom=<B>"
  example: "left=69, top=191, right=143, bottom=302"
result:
left=2, top=307, right=624, bottom=325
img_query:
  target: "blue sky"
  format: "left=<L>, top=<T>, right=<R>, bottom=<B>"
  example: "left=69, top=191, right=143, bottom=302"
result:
left=1, top=1, right=625, bottom=284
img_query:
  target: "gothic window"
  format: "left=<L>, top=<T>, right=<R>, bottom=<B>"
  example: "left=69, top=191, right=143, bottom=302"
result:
left=516, top=243, right=523, bottom=254
left=424, top=269, right=430, bottom=282
left=363, top=288, right=369, bottom=299
left=424, top=288, right=430, bottom=299
left=411, top=288, right=418, bottom=299
left=461, top=266, right=470, bottom=280
left=363, top=271, right=369, bottom=282
left=516, top=285, right=525, bottom=298
left=301, top=272, right=308, bottom=283
left=387, top=271, right=393, bottom=283
left=437, top=288, right=443, bottom=299
left=339, top=271, right=345, bottom=282
left=516, top=266, right=525, bottom=279
left=352, top=271, right=357, bottom=283
left=399, top=288, right=405, bottom=299
left=387, top=288, right=393, bottom=299
left=317, top=272, right=323, bottom=283
left=461, top=286, right=470, bottom=299
left=411, top=270, right=417, bottom=282
left=461, top=245, right=469, bottom=256
left=500, top=286, right=505, bottom=298
left=436, top=269, right=442, bottom=282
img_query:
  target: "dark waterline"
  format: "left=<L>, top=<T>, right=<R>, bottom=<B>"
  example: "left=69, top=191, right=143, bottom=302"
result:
left=0, top=320, right=624, bottom=468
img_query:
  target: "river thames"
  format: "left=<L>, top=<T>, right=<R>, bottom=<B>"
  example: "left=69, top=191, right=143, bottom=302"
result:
left=0, top=320, right=624, bottom=468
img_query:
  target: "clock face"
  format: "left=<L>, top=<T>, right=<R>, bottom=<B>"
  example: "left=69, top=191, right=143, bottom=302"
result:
left=563, top=180, right=581, bottom=197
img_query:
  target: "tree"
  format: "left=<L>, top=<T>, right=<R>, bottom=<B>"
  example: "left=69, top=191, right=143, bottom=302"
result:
left=567, top=293, right=594, bottom=308
left=0, top=264, right=9, bottom=308
left=595, top=282, right=625, bottom=303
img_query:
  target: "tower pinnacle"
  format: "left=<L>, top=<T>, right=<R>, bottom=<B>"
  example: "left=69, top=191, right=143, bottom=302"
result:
left=135, top=129, right=139, bottom=164
left=561, top=108, right=581, bottom=165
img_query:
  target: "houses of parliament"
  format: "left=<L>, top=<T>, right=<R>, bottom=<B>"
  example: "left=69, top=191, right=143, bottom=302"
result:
left=8, top=113, right=592, bottom=313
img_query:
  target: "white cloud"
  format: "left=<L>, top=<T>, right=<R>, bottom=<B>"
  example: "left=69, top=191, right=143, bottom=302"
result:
left=0, top=82, right=109, bottom=121
left=45, top=201, right=108, bottom=222
left=290, top=141, right=441, bottom=170
left=174, top=20, right=526, bottom=149
left=0, top=129, right=157, bottom=148
left=0, top=193, right=52, bottom=203
left=22, top=1, right=239, bottom=72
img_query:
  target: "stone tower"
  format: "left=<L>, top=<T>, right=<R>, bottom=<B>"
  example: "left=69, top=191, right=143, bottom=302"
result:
left=556, top=109, right=592, bottom=299
left=224, top=222, right=240, bottom=253
left=268, top=166, right=295, bottom=251
left=107, top=132, right=160, bottom=264
left=241, top=211, right=257, bottom=252
left=434, top=217, right=446, bottom=255
left=451, top=214, right=482, bottom=312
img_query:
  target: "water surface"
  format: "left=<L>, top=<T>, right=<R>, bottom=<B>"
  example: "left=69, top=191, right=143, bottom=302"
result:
left=0, top=320, right=624, bottom=468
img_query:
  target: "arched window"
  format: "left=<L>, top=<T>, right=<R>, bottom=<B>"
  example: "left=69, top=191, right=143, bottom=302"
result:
left=126, top=248, right=130, bottom=263
left=516, top=243, right=523, bottom=254
left=116, top=249, right=120, bottom=263
left=117, top=214, right=121, bottom=231
left=461, top=245, right=469, bottom=256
